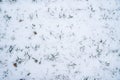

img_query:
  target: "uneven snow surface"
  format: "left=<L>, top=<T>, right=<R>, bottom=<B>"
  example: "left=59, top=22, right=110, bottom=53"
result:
left=0, top=0, right=120, bottom=80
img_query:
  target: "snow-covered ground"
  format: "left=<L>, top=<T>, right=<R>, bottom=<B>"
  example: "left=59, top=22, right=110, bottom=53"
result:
left=0, top=0, right=120, bottom=80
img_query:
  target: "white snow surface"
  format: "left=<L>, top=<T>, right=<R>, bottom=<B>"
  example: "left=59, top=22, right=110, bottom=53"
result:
left=0, top=0, right=120, bottom=80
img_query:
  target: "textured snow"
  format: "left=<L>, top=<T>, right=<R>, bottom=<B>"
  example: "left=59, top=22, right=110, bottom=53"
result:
left=0, top=0, right=120, bottom=80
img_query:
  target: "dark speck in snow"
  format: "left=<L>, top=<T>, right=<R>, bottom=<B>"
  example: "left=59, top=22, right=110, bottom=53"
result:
left=4, top=15, right=11, bottom=21
left=68, top=15, right=73, bottom=18
left=59, top=35, right=61, bottom=40
left=32, top=0, right=36, bottom=2
left=100, top=40, right=102, bottom=43
left=16, top=57, right=23, bottom=64
left=19, top=79, right=25, bottom=80
left=34, top=59, right=38, bottom=63
left=27, top=73, right=31, bottom=76
left=12, top=0, right=17, bottom=2
left=32, top=24, right=36, bottom=27
left=50, top=32, right=52, bottom=35
left=8, top=45, right=14, bottom=53
left=118, top=54, right=120, bottom=57
left=28, top=37, right=31, bottom=39
left=13, top=63, right=17, bottom=67
left=39, top=61, right=41, bottom=64
left=33, top=31, right=37, bottom=35
left=19, top=19, right=23, bottom=22
left=32, top=57, right=38, bottom=63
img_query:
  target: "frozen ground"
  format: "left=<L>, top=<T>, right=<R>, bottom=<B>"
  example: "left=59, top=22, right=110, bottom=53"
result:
left=0, top=0, right=120, bottom=80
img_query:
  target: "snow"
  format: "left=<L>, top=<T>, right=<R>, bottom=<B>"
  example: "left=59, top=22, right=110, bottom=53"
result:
left=0, top=0, right=120, bottom=80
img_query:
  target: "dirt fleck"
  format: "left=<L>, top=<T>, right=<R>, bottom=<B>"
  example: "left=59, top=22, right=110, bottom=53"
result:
left=19, top=19, right=23, bottom=22
left=33, top=31, right=37, bottom=35
left=27, top=73, right=31, bottom=76
left=13, top=63, right=17, bottom=67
